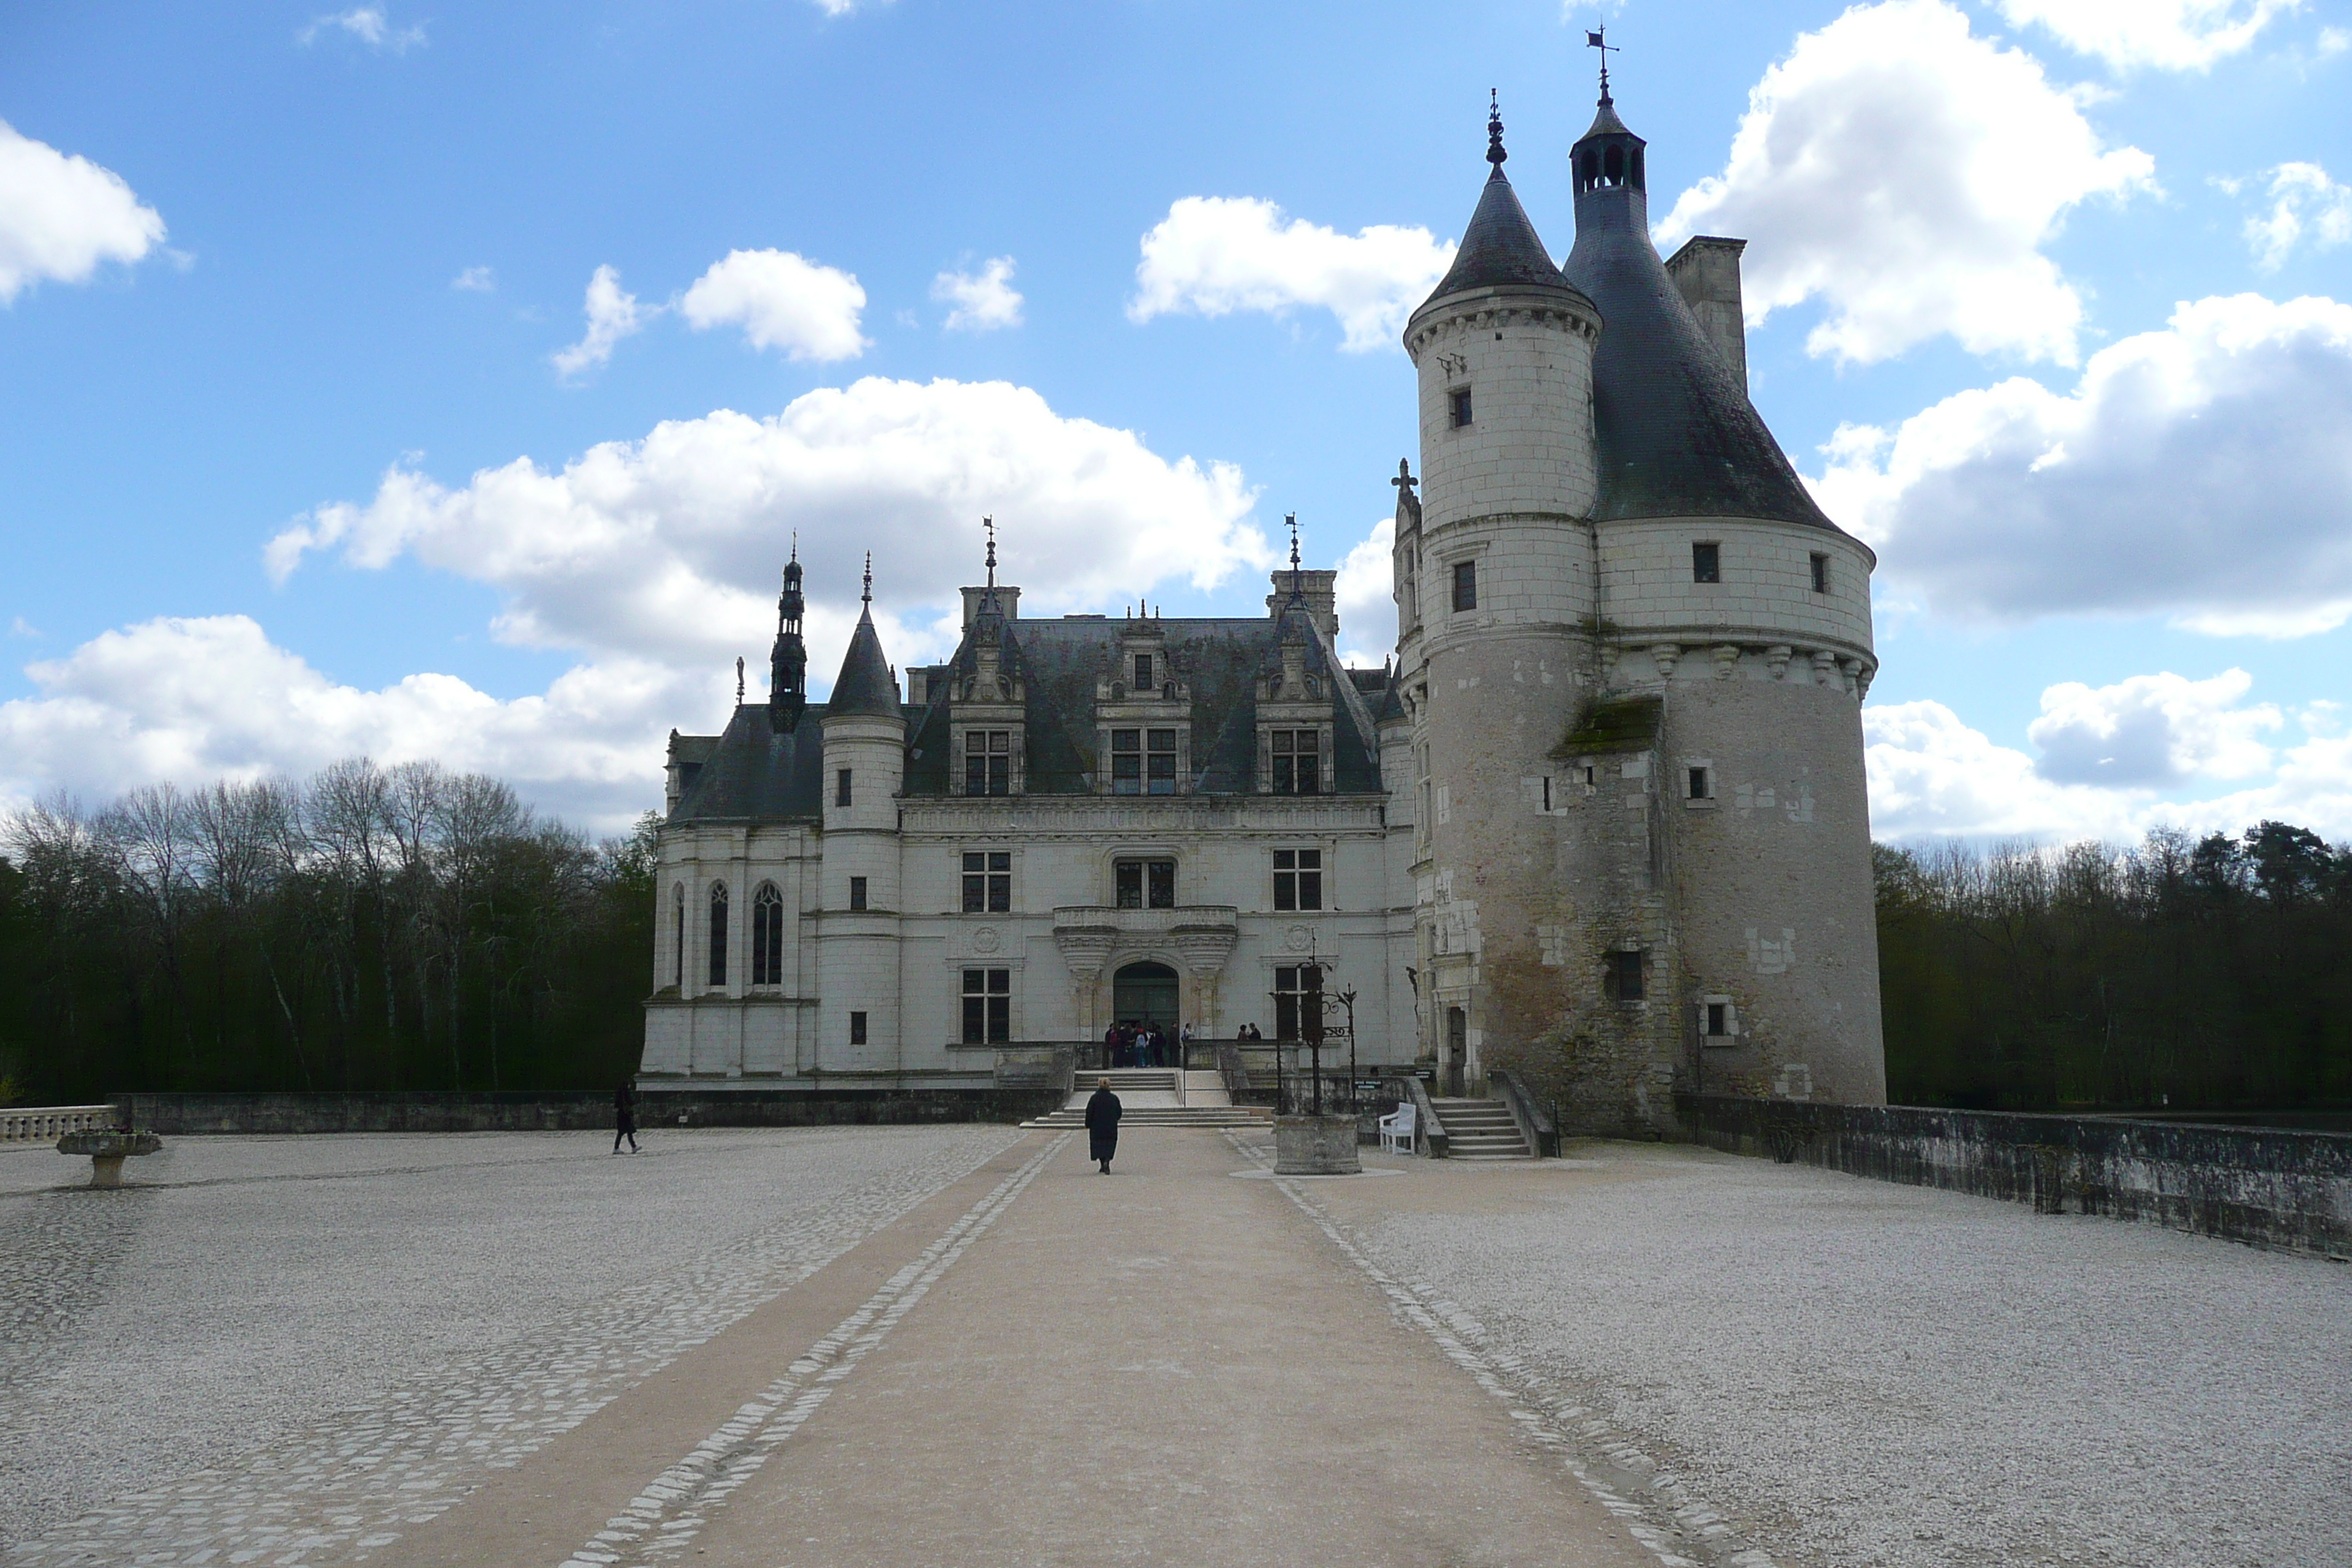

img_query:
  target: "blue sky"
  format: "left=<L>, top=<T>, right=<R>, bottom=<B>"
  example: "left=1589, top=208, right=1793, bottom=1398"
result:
left=4, top=0, right=2349, bottom=839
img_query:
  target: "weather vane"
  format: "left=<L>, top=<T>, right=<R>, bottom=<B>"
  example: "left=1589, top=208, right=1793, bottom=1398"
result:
left=1587, top=23, right=1619, bottom=99
left=983, top=514, right=996, bottom=588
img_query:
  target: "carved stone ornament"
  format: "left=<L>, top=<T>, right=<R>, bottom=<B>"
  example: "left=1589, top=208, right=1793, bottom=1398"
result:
left=1713, top=644, right=1741, bottom=679
left=1052, top=925, right=1116, bottom=983
left=971, top=926, right=1001, bottom=954
left=1651, top=643, right=1681, bottom=680
left=1284, top=924, right=1313, bottom=952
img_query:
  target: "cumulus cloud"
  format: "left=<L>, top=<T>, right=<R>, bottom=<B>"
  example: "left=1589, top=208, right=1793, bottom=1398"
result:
left=1994, top=0, right=2300, bottom=72
left=931, top=256, right=1022, bottom=333
left=0, top=119, right=167, bottom=305
left=2027, top=669, right=2280, bottom=785
left=1333, top=516, right=1396, bottom=666
left=551, top=264, right=653, bottom=379
left=1655, top=0, right=2155, bottom=366
left=2241, top=162, right=2352, bottom=271
left=265, top=376, right=1268, bottom=670
left=451, top=265, right=495, bottom=292
left=1812, top=293, right=2352, bottom=636
left=298, top=5, right=426, bottom=53
left=1128, top=197, right=1456, bottom=353
left=679, top=249, right=867, bottom=361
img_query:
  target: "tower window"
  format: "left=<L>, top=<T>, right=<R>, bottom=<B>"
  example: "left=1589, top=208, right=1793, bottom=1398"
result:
left=962, top=968, right=1011, bottom=1044
left=1134, top=653, right=1153, bottom=690
left=962, top=851, right=1011, bottom=913
left=1273, top=848, right=1323, bottom=911
left=1452, top=559, right=1477, bottom=612
left=1605, top=145, right=1624, bottom=184
left=1706, top=1001, right=1730, bottom=1037
left=1811, top=552, right=1830, bottom=594
left=1687, top=765, right=1713, bottom=801
left=848, top=876, right=867, bottom=912
left=1115, top=858, right=1176, bottom=910
left=672, top=884, right=685, bottom=989
left=835, top=768, right=853, bottom=807
left=1692, top=543, right=1720, bottom=584
left=1270, top=729, right=1319, bottom=794
left=850, top=1010, right=867, bottom=1045
left=707, top=881, right=729, bottom=987
left=965, top=730, right=1011, bottom=796
left=1450, top=387, right=1473, bottom=428
left=1607, top=949, right=1645, bottom=1002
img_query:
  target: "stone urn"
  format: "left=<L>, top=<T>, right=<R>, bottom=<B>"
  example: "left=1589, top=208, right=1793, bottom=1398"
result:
left=59, top=1130, right=162, bottom=1188
left=1274, top=1113, right=1362, bottom=1176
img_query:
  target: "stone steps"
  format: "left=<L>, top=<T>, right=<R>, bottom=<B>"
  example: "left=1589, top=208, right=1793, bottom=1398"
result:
left=1428, top=1098, right=1532, bottom=1160
left=1023, top=1107, right=1273, bottom=1129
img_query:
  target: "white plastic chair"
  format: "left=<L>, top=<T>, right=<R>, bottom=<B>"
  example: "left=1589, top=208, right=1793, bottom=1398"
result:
left=1378, top=1101, right=1417, bottom=1156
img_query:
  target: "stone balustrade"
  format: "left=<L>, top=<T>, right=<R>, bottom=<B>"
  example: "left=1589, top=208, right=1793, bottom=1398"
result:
left=1, top=1105, right=116, bottom=1143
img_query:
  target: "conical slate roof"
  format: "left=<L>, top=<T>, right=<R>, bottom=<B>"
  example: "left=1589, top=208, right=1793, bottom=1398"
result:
left=828, top=608, right=902, bottom=717
left=1423, top=169, right=1586, bottom=304
left=1562, top=101, right=1835, bottom=529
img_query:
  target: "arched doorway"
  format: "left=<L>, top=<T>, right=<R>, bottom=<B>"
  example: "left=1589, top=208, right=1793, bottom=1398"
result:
left=1112, top=960, right=1180, bottom=1034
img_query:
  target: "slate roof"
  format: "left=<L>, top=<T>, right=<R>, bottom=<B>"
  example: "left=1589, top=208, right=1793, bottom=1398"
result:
left=1561, top=102, right=1839, bottom=531
left=669, top=703, right=831, bottom=823
left=1422, top=169, right=1591, bottom=306
left=829, top=608, right=903, bottom=717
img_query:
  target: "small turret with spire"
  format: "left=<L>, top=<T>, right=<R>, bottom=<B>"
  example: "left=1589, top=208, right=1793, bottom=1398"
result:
left=767, top=537, right=807, bottom=734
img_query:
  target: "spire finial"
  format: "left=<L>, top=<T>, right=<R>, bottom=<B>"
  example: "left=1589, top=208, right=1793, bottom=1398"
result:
left=736, top=656, right=745, bottom=706
left=983, top=514, right=997, bottom=589
left=1286, top=513, right=1305, bottom=606
left=1486, top=89, right=1506, bottom=172
left=1586, top=25, right=1618, bottom=102
left=862, top=551, right=872, bottom=608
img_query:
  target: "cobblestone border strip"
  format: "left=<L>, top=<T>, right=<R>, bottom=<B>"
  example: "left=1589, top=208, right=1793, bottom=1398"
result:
left=562, top=1132, right=1072, bottom=1568
left=1226, top=1134, right=1779, bottom=1568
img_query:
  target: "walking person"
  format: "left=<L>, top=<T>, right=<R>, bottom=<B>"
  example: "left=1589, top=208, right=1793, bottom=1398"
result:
left=1085, top=1076, right=1123, bottom=1174
left=614, top=1079, right=639, bottom=1154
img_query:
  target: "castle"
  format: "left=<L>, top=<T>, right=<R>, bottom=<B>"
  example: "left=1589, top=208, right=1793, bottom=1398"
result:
left=637, top=80, right=1888, bottom=1131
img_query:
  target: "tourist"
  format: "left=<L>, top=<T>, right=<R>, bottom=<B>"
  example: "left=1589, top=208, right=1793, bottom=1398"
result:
left=614, top=1080, right=639, bottom=1155
left=1084, top=1077, right=1122, bottom=1174
left=1101, top=1022, right=1120, bottom=1072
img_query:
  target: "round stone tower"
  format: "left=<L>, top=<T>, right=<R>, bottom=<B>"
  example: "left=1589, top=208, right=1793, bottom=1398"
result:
left=817, top=557, right=906, bottom=1063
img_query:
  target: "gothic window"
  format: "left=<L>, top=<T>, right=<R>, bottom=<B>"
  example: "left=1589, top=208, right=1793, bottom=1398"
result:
left=962, top=851, right=1011, bottom=913
left=1607, top=949, right=1645, bottom=1002
left=965, top=731, right=1011, bottom=796
left=1452, top=559, right=1477, bottom=612
left=835, top=768, right=853, bottom=807
left=849, top=875, right=868, bottom=912
left=672, top=883, right=685, bottom=989
left=1811, top=552, right=1830, bottom=594
left=1450, top=387, right=1473, bottom=428
left=962, top=968, right=1011, bottom=1044
left=1692, top=542, right=1720, bottom=584
left=1116, top=858, right=1175, bottom=910
left=706, top=881, right=729, bottom=987
left=1273, top=848, right=1323, bottom=911
left=751, top=883, right=783, bottom=986
left=1274, top=963, right=1323, bottom=1042
left=1270, top=730, right=1320, bottom=794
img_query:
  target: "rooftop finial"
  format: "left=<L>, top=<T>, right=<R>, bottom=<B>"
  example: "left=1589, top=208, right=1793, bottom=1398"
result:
left=1486, top=89, right=1506, bottom=172
left=983, top=514, right=997, bottom=589
left=1286, top=513, right=1305, bottom=606
left=862, top=551, right=872, bottom=608
left=736, top=656, right=745, bottom=706
left=1586, top=24, right=1618, bottom=102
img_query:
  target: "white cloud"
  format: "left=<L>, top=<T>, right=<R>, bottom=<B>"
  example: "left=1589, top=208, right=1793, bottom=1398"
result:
left=804, top=0, right=881, bottom=13
left=2027, top=668, right=2280, bottom=785
left=0, top=119, right=167, bottom=305
left=297, top=5, right=426, bottom=53
left=551, top=264, right=653, bottom=379
left=1655, top=0, right=2155, bottom=366
left=1333, top=516, right=1396, bottom=666
left=931, top=256, right=1023, bottom=333
left=9, top=617, right=39, bottom=638
left=2242, top=162, right=2352, bottom=271
left=451, top=265, right=495, bottom=292
left=679, top=249, right=867, bottom=361
left=265, top=376, right=1269, bottom=671
left=0, top=617, right=687, bottom=831
left=1994, top=0, right=2300, bottom=72
left=2321, top=26, right=2351, bottom=56
left=1812, top=293, right=2352, bottom=635
left=1128, top=197, right=1456, bottom=353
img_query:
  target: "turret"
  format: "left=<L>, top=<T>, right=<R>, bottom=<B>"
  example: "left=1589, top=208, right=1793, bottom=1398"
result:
left=818, top=554, right=906, bottom=1062
left=768, top=543, right=807, bottom=734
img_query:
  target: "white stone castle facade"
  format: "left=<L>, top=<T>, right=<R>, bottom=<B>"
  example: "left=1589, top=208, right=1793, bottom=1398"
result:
left=638, top=83, right=1888, bottom=1130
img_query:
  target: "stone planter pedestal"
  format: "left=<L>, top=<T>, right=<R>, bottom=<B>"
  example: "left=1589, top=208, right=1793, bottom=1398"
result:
left=1275, top=1114, right=1362, bottom=1175
left=58, top=1130, right=162, bottom=1188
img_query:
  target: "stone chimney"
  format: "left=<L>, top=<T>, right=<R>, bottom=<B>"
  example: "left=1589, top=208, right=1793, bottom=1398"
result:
left=1665, top=235, right=1748, bottom=393
left=1265, top=569, right=1338, bottom=641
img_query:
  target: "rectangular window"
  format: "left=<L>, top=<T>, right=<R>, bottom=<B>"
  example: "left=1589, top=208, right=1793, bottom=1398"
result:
left=1270, top=729, right=1320, bottom=794
left=1452, top=559, right=1477, bottom=611
left=1109, top=728, right=1142, bottom=795
left=1706, top=1001, right=1729, bottom=1037
left=1274, top=963, right=1324, bottom=1042
left=1692, top=542, right=1720, bottom=584
left=1542, top=776, right=1553, bottom=811
left=848, top=875, right=867, bottom=912
left=962, top=968, right=1011, bottom=1044
left=1273, top=848, right=1323, bottom=911
left=1115, top=859, right=1175, bottom=910
left=964, top=730, right=1011, bottom=796
left=835, top=768, right=853, bottom=807
left=1810, top=552, right=1830, bottom=594
left=1450, top=387, right=1473, bottom=428
left=850, top=1010, right=867, bottom=1045
left=1687, top=766, right=1711, bottom=801
left=1134, top=653, right=1153, bottom=690
left=1146, top=728, right=1177, bottom=795
left=961, top=851, right=1010, bottom=913
left=1609, top=949, right=1646, bottom=1002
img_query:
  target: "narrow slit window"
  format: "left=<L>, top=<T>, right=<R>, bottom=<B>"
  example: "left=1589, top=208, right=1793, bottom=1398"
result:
left=850, top=1010, right=867, bottom=1045
left=1810, top=552, right=1830, bottom=594
left=1452, top=559, right=1477, bottom=612
left=1692, top=543, right=1720, bottom=584
left=706, top=882, right=729, bottom=987
left=672, top=884, right=685, bottom=989
left=835, top=768, right=853, bottom=807
left=962, top=968, right=1011, bottom=1044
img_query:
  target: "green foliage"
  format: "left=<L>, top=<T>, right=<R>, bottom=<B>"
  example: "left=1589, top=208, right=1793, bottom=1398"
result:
left=1876, top=823, right=2352, bottom=1111
left=0, top=765, right=657, bottom=1099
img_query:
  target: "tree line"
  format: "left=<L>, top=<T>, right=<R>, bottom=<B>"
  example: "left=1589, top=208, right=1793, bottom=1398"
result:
left=0, top=761, right=657, bottom=1104
left=1876, top=822, right=2352, bottom=1111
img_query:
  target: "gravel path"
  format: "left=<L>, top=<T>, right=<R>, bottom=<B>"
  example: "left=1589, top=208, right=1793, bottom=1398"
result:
left=0, top=1126, right=1019, bottom=1556
left=1316, top=1142, right=2352, bottom=1568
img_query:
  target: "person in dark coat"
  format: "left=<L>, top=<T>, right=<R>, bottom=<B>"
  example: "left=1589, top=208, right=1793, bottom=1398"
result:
left=1083, top=1077, right=1122, bottom=1174
left=1102, top=1022, right=1121, bottom=1072
left=614, top=1080, right=639, bottom=1154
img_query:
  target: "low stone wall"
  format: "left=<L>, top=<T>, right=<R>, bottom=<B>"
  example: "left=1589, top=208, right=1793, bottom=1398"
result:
left=1, top=1105, right=117, bottom=1142
left=117, top=1088, right=1045, bottom=1136
left=1675, top=1093, right=2352, bottom=1258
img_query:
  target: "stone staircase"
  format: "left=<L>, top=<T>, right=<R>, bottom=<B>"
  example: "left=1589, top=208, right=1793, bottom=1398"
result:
left=1024, top=1069, right=1273, bottom=1131
left=1429, top=1097, right=1532, bottom=1160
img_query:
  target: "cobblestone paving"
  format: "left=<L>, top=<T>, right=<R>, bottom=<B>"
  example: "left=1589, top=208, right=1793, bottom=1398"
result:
left=0, top=1126, right=1020, bottom=1564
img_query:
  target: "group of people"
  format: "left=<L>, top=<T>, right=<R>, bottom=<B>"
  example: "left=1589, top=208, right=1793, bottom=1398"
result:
left=1101, top=1019, right=1179, bottom=1068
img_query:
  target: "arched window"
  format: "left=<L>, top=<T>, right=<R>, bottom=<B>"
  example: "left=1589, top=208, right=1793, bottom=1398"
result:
left=1580, top=151, right=1597, bottom=191
left=1604, top=145, right=1624, bottom=185
left=672, top=883, right=685, bottom=989
left=752, top=883, right=784, bottom=987
left=707, top=881, right=729, bottom=987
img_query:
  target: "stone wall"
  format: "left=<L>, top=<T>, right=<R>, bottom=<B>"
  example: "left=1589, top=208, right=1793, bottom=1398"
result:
left=116, top=1087, right=1049, bottom=1136
left=1676, top=1093, right=2352, bottom=1257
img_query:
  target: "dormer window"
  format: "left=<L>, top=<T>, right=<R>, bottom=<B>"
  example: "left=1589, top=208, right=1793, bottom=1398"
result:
left=1134, top=653, right=1153, bottom=690
left=1110, top=728, right=1178, bottom=795
left=1270, top=729, right=1320, bottom=794
left=965, top=730, right=1011, bottom=796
